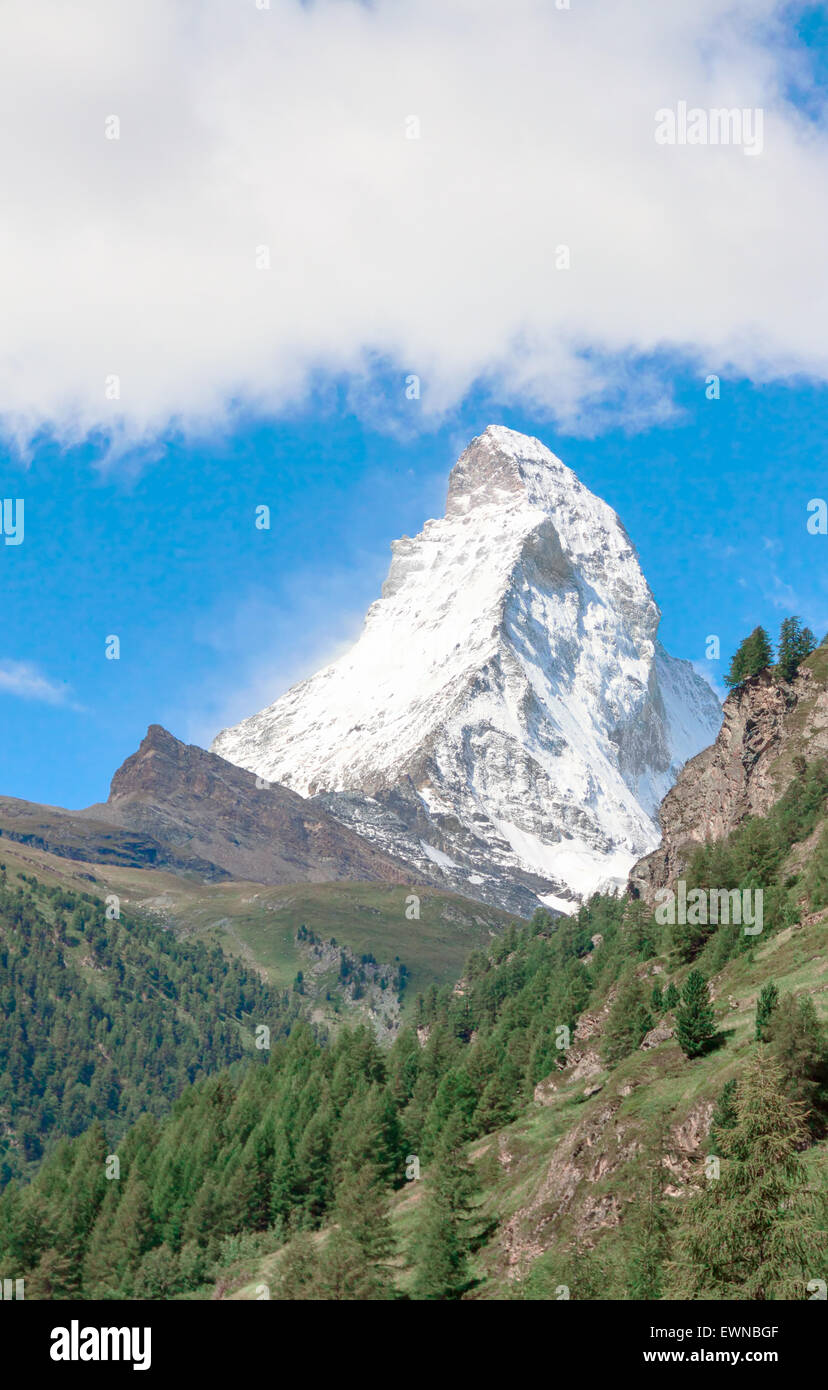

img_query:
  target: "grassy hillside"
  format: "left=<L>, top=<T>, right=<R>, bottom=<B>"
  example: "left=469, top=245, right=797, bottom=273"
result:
left=2, top=741, right=825, bottom=1301
left=181, top=755, right=828, bottom=1303
left=0, top=837, right=513, bottom=1028
left=211, top=898, right=827, bottom=1303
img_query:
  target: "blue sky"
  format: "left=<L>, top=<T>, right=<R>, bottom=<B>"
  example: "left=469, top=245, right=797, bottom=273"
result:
left=2, top=368, right=827, bottom=808
left=1, top=0, right=828, bottom=807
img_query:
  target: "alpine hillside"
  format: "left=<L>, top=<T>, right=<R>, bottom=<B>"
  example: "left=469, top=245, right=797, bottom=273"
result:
left=631, top=641, right=828, bottom=903
left=213, top=427, right=722, bottom=915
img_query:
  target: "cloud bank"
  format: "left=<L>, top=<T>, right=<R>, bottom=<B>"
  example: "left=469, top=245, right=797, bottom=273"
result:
left=1, top=0, right=827, bottom=448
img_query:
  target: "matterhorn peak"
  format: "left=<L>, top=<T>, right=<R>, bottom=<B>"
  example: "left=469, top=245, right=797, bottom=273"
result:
left=446, top=425, right=573, bottom=515
left=212, top=427, right=722, bottom=915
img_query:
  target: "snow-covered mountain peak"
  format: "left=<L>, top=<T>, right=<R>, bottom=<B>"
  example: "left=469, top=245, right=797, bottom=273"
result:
left=212, top=427, right=722, bottom=914
left=446, top=424, right=573, bottom=517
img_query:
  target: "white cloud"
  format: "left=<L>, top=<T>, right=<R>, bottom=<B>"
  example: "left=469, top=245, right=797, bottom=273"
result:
left=1, top=0, right=827, bottom=450
left=0, top=660, right=75, bottom=706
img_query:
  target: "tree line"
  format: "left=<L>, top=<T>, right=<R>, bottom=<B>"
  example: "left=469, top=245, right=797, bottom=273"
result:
left=724, top=616, right=817, bottom=689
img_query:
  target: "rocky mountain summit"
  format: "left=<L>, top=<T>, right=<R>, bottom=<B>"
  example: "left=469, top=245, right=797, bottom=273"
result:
left=213, top=426, right=722, bottom=914
left=0, top=726, right=416, bottom=888
left=630, top=643, right=828, bottom=901
left=80, top=724, right=412, bottom=886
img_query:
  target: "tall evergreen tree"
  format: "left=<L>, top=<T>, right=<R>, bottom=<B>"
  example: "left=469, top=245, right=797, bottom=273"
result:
left=754, top=981, right=779, bottom=1042
left=724, top=627, right=773, bottom=689
left=670, top=1052, right=826, bottom=1299
left=412, top=1111, right=480, bottom=1300
left=602, top=970, right=652, bottom=1066
left=625, top=1143, right=670, bottom=1300
left=776, top=617, right=817, bottom=682
left=675, top=970, right=716, bottom=1059
left=709, top=1078, right=738, bottom=1157
left=767, top=992, right=828, bottom=1129
left=313, top=1164, right=396, bottom=1300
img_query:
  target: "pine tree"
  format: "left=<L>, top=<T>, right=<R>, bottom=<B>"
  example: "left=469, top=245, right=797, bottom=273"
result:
left=724, top=641, right=748, bottom=690
left=601, top=970, right=652, bottom=1066
left=341, top=1166, right=394, bottom=1261
left=272, top=1229, right=321, bottom=1300
left=768, top=992, right=828, bottom=1128
left=663, top=981, right=680, bottom=1010
left=25, top=1246, right=77, bottom=1299
left=709, top=1078, right=738, bottom=1156
left=133, top=1242, right=180, bottom=1299
left=411, top=1111, right=480, bottom=1300
left=314, top=1226, right=390, bottom=1300
left=725, top=627, right=773, bottom=689
left=475, top=1066, right=519, bottom=1131
left=87, top=1169, right=155, bottom=1297
left=293, top=1103, right=334, bottom=1224
left=776, top=617, right=817, bottom=682
left=675, top=970, right=716, bottom=1058
left=53, top=1120, right=108, bottom=1296
left=625, top=1143, right=670, bottom=1300
left=754, top=980, right=779, bottom=1042
left=670, top=1052, right=826, bottom=1299
left=225, top=1114, right=276, bottom=1231
left=309, top=1164, right=397, bottom=1304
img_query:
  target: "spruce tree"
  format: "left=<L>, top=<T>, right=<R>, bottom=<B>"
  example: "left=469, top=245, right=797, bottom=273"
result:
left=709, top=1078, right=738, bottom=1156
left=273, top=1229, right=322, bottom=1300
left=98, top=1170, right=155, bottom=1296
left=670, top=1052, right=826, bottom=1299
left=663, top=981, right=680, bottom=1011
left=725, top=627, right=773, bottom=689
left=475, top=1066, right=519, bottom=1132
left=754, top=981, right=779, bottom=1042
left=777, top=617, right=817, bottom=682
left=675, top=970, right=716, bottom=1058
left=625, top=1143, right=670, bottom=1300
left=601, top=970, right=652, bottom=1065
left=312, top=1164, right=397, bottom=1303
left=330, top=1163, right=395, bottom=1273
left=412, top=1111, right=480, bottom=1300
left=768, top=992, right=828, bottom=1128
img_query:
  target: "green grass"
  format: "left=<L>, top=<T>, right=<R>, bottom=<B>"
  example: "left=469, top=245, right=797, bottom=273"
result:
left=213, top=904, right=828, bottom=1300
left=0, top=839, right=515, bottom=1023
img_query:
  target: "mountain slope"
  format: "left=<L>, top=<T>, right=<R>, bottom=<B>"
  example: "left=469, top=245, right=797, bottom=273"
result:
left=81, top=724, right=415, bottom=887
left=0, top=806, right=512, bottom=1040
left=631, top=640, right=828, bottom=902
left=4, top=669, right=826, bottom=1299
left=213, top=426, right=722, bottom=913
left=0, top=862, right=297, bottom=1186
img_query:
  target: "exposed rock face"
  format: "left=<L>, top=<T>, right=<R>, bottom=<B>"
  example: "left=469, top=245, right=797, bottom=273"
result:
left=80, top=724, right=414, bottom=886
left=212, top=426, right=721, bottom=915
left=630, top=653, right=828, bottom=902
left=0, top=794, right=227, bottom=880
left=640, top=1023, right=674, bottom=1050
